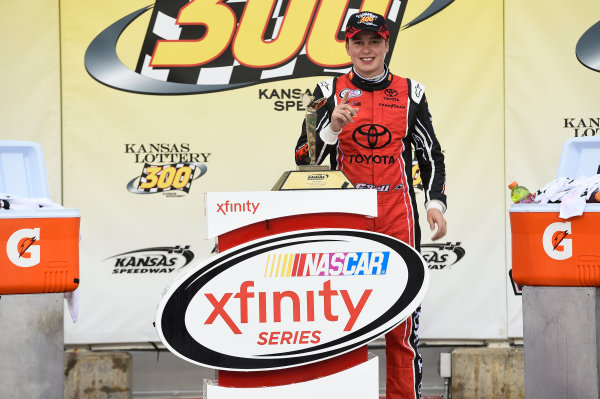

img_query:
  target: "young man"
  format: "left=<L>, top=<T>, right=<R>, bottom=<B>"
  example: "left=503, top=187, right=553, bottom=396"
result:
left=295, top=11, right=447, bottom=399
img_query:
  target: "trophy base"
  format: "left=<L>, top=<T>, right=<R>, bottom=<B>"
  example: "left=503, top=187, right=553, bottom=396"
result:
left=296, top=164, right=330, bottom=172
left=272, top=166, right=355, bottom=191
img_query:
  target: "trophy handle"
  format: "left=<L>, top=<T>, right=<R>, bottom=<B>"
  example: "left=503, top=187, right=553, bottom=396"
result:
left=302, top=93, right=327, bottom=165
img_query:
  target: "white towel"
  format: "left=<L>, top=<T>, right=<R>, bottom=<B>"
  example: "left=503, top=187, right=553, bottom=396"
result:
left=64, top=288, right=79, bottom=323
left=557, top=175, right=600, bottom=219
left=535, top=177, right=573, bottom=204
left=0, top=192, right=64, bottom=210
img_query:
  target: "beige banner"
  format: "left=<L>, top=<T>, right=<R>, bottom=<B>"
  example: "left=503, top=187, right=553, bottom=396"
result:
left=61, top=0, right=506, bottom=343
left=0, top=0, right=62, bottom=201
left=61, top=0, right=333, bottom=343
left=3, top=0, right=595, bottom=345
left=398, top=0, right=507, bottom=339
left=505, top=0, right=600, bottom=337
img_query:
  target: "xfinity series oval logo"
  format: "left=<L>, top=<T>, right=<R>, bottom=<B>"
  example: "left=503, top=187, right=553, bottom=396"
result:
left=156, top=229, right=428, bottom=370
left=339, top=89, right=363, bottom=99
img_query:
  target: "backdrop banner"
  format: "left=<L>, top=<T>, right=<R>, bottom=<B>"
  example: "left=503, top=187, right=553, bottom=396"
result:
left=0, top=0, right=61, bottom=201
left=505, top=0, right=600, bottom=337
left=61, top=0, right=505, bottom=344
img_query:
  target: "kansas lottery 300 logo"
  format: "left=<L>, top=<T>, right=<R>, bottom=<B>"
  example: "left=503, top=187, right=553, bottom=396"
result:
left=125, top=143, right=209, bottom=196
left=85, top=0, right=454, bottom=95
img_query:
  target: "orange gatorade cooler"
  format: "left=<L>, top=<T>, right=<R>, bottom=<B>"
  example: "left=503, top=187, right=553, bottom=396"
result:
left=0, top=209, right=80, bottom=294
left=510, top=203, right=600, bottom=286
left=0, top=141, right=81, bottom=294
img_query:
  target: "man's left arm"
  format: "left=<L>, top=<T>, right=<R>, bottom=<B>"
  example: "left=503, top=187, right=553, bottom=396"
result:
left=408, top=81, right=447, bottom=240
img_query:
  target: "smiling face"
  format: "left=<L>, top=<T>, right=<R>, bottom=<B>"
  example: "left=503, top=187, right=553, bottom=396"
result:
left=345, top=30, right=389, bottom=78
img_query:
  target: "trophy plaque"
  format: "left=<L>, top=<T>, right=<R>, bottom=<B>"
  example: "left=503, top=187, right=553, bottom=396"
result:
left=272, top=92, right=355, bottom=191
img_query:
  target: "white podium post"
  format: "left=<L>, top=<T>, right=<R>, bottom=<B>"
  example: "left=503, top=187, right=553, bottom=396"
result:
left=206, top=190, right=379, bottom=398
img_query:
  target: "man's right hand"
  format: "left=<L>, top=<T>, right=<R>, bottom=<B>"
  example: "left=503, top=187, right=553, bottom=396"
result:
left=330, top=91, right=359, bottom=132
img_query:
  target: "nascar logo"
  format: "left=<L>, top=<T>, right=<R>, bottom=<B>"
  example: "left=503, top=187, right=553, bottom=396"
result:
left=265, top=252, right=389, bottom=277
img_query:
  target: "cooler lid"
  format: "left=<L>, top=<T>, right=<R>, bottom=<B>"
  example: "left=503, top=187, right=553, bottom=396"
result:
left=0, top=141, right=49, bottom=198
left=557, top=137, right=600, bottom=179
left=0, top=209, right=80, bottom=219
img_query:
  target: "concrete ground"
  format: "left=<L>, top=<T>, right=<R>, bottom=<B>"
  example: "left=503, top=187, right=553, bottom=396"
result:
left=64, top=341, right=525, bottom=398
left=128, top=343, right=453, bottom=398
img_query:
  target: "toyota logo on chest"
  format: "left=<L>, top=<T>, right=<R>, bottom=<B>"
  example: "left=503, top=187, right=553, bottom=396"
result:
left=352, top=124, right=392, bottom=149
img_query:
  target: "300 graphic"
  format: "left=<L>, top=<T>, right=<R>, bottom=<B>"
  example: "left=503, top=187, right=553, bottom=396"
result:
left=127, top=162, right=207, bottom=195
left=140, top=164, right=193, bottom=190
left=85, top=0, right=455, bottom=94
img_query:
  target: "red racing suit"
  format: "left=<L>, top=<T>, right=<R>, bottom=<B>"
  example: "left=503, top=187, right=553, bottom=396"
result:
left=295, top=67, right=446, bottom=399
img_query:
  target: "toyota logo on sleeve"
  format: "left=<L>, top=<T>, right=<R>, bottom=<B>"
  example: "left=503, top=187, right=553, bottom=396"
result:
left=352, top=124, right=392, bottom=149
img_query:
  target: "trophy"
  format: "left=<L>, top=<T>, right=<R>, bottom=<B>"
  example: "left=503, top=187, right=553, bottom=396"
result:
left=301, top=92, right=329, bottom=170
left=272, top=92, right=355, bottom=191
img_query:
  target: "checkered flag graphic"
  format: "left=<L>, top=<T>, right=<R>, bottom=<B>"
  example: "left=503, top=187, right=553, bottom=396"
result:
left=135, top=0, right=406, bottom=87
left=138, top=162, right=197, bottom=193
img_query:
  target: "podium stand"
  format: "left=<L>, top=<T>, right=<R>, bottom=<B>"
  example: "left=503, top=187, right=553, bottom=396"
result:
left=156, top=189, right=429, bottom=399
left=204, top=190, right=379, bottom=398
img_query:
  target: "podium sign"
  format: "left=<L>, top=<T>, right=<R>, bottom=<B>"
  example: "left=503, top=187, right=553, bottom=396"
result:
left=156, top=229, right=428, bottom=371
left=204, top=190, right=377, bottom=239
left=272, top=169, right=354, bottom=190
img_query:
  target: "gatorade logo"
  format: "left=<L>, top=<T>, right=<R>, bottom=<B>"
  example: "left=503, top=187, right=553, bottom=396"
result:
left=85, top=0, right=454, bottom=95
left=542, top=222, right=572, bottom=260
left=7, top=228, right=41, bottom=268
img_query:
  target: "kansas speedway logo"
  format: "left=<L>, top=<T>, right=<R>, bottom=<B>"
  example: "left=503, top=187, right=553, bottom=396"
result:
left=107, top=245, right=194, bottom=275
left=85, top=0, right=454, bottom=95
left=421, top=242, right=465, bottom=270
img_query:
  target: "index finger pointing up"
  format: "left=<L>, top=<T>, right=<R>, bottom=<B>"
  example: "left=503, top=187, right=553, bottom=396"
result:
left=341, top=90, right=349, bottom=104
